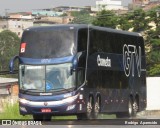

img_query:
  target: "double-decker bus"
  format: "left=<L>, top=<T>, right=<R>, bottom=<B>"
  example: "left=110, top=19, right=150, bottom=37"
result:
left=9, top=24, right=146, bottom=120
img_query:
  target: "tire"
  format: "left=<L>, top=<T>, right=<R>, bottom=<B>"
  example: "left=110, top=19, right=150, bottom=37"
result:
left=77, top=96, right=94, bottom=120
left=132, top=100, right=138, bottom=117
left=128, top=98, right=133, bottom=117
left=93, top=97, right=100, bottom=119
left=128, top=98, right=138, bottom=117
left=116, top=98, right=138, bottom=118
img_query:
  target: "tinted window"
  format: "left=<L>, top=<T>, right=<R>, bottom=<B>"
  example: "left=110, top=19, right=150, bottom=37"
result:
left=20, top=29, right=76, bottom=58
left=77, top=29, right=87, bottom=52
left=89, top=30, right=112, bottom=54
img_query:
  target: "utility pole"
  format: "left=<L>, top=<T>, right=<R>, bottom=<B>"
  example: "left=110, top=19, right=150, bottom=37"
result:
left=5, top=9, right=9, bottom=29
left=5, top=9, right=9, bottom=18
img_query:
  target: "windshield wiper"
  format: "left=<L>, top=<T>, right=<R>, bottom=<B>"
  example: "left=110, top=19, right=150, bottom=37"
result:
left=48, top=87, right=73, bottom=92
left=22, top=89, right=41, bottom=93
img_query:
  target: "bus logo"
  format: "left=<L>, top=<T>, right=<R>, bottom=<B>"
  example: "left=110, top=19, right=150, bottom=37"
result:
left=20, top=43, right=26, bottom=53
left=44, top=102, right=48, bottom=106
left=123, top=44, right=141, bottom=77
left=97, top=55, right=111, bottom=67
left=41, top=59, right=51, bottom=63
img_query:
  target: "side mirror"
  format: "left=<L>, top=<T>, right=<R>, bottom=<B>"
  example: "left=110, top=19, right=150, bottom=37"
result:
left=70, top=67, right=76, bottom=75
left=9, top=55, right=19, bottom=73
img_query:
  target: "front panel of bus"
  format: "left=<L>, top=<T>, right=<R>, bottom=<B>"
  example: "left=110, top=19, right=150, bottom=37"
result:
left=18, top=26, right=87, bottom=116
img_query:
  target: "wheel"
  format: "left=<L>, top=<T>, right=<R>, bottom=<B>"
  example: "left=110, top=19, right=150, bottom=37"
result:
left=93, top=97, right=100, bottom=119
left=33, top=114, right=52, bottom=121
left=77, top=96, right=94, bottom=120
left=86, top=96, right=94, bottom=119
left=128, top=98, right=138, bottom=117
left=128, top=98, right=133, bottom=117
left=132, top=100, right=138, bottom=117
left=116, top=98, right=138, bottom=118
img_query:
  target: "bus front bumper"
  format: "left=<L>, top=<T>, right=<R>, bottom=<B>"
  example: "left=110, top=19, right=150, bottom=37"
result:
left=19, top=94, right=83, bottom=115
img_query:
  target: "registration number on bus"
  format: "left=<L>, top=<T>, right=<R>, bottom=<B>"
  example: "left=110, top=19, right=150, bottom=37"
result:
left=41, top=108, right=51, bottom=113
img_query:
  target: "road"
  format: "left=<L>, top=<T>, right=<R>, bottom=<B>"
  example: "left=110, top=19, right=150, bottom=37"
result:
left=1, top=118, right=160, bottom=128
left=1, top=125, right=160, bottom=128
left=1, top=111, right=160, bottom=128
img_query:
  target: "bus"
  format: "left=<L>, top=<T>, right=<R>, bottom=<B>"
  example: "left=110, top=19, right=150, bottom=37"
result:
left=9, top=24, right=146, bottom=120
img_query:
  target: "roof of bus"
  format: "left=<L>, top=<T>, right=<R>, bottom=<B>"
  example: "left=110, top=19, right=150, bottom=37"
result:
left=24, top=24, right=88, bottom=31
left=24, top=24, right=141, bottom=37
left=91, top=25, right=141, bottom=37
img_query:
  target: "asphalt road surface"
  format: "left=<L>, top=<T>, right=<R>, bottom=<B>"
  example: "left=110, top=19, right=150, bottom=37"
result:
left=1, top=119, right=160, bottom=128
left=1, top=124, right=160, bottom=128
left=1, top=111, right=160, bottom=128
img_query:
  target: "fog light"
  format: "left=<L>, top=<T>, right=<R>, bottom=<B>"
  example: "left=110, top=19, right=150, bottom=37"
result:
left=66, top=104, right=75, bottom=111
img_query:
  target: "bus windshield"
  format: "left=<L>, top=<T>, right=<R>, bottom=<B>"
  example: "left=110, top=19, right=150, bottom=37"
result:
left=20, top=29, right=76, bottom=58
left=19, top=63, right=75, bottom=92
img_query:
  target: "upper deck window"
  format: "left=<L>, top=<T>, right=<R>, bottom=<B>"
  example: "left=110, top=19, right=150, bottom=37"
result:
left=20, top=29, right=76, bottom=58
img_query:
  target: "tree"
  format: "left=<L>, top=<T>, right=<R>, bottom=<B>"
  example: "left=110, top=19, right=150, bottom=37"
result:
left=92, top=10, right=118, bottom=29
left=70, top=10, right=93, bottom=24
left=147, top=6, right=160, bottom=28
left=0, top=30, right=20, bottom=72
left=145, top=6, right=160, bottom=76
left=117, top=14, right=132, bottom=31
left=130, top=9, right=149, bottom=32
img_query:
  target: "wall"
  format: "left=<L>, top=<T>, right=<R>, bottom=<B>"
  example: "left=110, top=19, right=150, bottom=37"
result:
left=0, top=20, right=33, bottom=37
left=146, top=77, right=160, bottom=110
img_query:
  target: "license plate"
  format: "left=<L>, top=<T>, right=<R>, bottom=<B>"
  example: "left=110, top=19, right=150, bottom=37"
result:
left=41, top=108, right=51, bottom=113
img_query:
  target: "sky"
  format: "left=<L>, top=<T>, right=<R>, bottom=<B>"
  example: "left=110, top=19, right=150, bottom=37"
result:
left=0, top=0, right=131, bottom=16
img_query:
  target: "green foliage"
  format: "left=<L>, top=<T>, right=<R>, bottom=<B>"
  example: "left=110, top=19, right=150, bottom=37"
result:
left=147, top=5, right=160, bottom=27
left=148, top=64, right=160, bottom=76
left=92, top=10, right=118, bottom=28
left=146, top=39, right=160, bottom=71
left=0, top=30, right=20, bottom=72
left=117, top=14, right=132, bottom=30
left=70, top=10, right=93, bottom=24
left=133, top=9, right=148, bottom=32
left=117, top=9, right=151, bottom=32
left=0, top=102, right=32, bottom=119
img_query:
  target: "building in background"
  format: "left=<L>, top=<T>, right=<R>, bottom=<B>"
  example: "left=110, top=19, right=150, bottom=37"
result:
left=0, top=19, right=33, bottom=37
left=91, top=0, right=158, bottom=11
left=34, top=16, right=74, bottom=25
left=8, top=12, right=33, bottom=20
left=91, top=0, right=127, bottom=11
left=32, top=9, right=64, bottom=17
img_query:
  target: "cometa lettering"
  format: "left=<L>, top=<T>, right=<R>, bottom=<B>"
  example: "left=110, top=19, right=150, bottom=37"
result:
left=97, top=55, right=111, bottom=67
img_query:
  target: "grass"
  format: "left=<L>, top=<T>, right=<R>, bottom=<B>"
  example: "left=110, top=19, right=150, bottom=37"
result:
left=98, top=114, right=116, bottom=119
left=52, top=115, right=77, bottom=120
left=0, top=102, right=32, bottom=119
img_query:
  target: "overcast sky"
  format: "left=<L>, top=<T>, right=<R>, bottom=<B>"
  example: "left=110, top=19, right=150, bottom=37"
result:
left=0, top=0, right=131, bottom=15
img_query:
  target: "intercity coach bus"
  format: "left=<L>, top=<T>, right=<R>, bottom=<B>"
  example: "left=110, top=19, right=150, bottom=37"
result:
left=9, top=24, right=146, bottom=121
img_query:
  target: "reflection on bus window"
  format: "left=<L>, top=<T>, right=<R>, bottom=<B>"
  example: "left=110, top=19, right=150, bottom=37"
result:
left=19, top=63, right=75, bottom=92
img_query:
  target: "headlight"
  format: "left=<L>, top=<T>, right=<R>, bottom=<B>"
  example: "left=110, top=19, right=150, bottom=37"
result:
left=19, top=98, right=29, bottom=104
left=18, top=94, right=79, bottom=106
left=62, top=95, right=78, bottom=103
